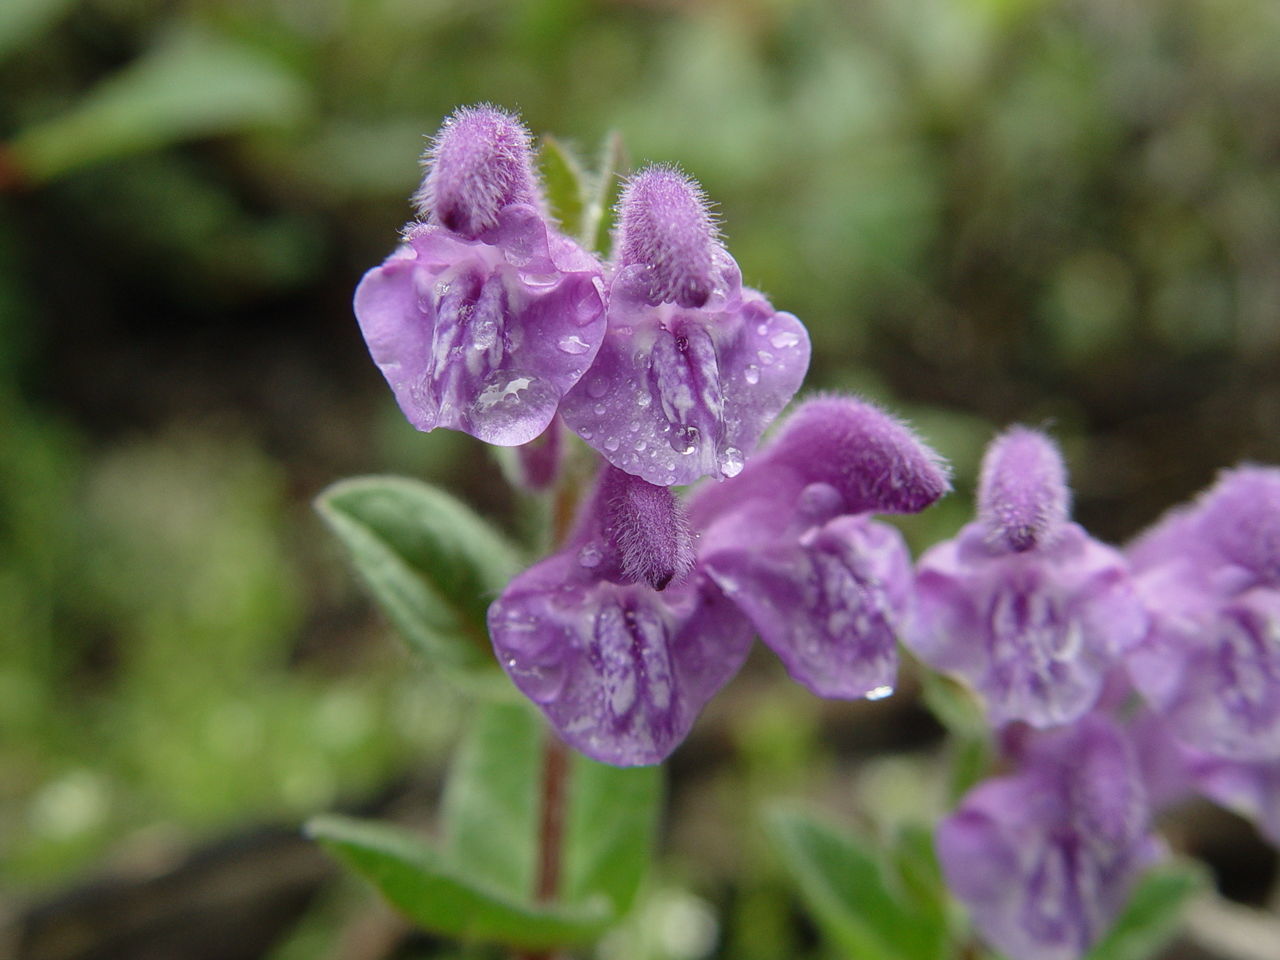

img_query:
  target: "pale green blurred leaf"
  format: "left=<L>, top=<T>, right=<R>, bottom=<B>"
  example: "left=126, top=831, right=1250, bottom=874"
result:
left=316, top=476, right=522, bottom=673
left=1085, top=861, right=1208, bottom=960
left=0, top=0, right=81, bottom=63
left=583, top=130, right=626, bottom=255
left=539, top=135, right=588, bottom=240
left=10, top=27, right=308, bottom=182
left=768, top=808, right=950, bottom=960
left=442, top=700, right=661, bottom=915
left=307, top=814, right=612, bottom=949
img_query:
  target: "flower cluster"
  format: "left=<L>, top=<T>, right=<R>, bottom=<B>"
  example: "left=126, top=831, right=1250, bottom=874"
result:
left=916, top=434, right=1280, bottom=960
left=355, top=104, right=809, bottom=475
left=352, top=105, right=1280, bottom=960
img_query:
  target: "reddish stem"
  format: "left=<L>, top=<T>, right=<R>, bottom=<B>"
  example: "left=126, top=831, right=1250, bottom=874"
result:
left=534, top=731, right=570, bottom=902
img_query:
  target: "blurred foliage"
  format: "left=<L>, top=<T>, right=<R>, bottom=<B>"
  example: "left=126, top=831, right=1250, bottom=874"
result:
left=1, top=0, right=1279, bottom=955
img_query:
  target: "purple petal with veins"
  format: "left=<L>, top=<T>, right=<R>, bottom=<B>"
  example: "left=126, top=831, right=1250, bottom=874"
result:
left=702, top=515, right=911, bottom=699
left=354, top=205, right=605, bottom=446
left=488, top=551, right=752, bottom=766
left=910, top=522, right=1147, bottom=728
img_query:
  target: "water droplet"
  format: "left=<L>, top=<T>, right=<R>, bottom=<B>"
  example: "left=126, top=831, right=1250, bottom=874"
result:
left=719, top=447, right=744, bottom=478
left=471, top=319, right=497, bottom=351
left=580, top=428, right=594, bottom=439
left=578, top=544, right=602, bottom=568
left=757, top=350, right=775, bottom=365
left=757, top=322, right=768, bottom=335
left=634, top=440, right=647, bottom=452
left=556, top=334, right=591, bottom=355
left=675, top=335, right=689, bottom=352
left=637, top=394, right=652, bottom=408
left=671, top=425, right=700, bottom=454
left=586, top=376, right=608, bottom=398
left=744, top=364, right=760, bottom=385
left=866, top=685, right=894, bottom=701
left=435, top=280, right=451, bottom=296
left=664, top=473, right=677, bottom=484
left=604, top=436, right=619, bottom=452
left=771, top=331, right=800, bottom=349
left=593, top=403, right=606, bottom=416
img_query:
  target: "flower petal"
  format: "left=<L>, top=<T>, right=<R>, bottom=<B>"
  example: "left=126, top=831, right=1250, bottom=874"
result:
left=488, top=554, right=752, bottom=766
left=354, top=206, right=605, bottom=446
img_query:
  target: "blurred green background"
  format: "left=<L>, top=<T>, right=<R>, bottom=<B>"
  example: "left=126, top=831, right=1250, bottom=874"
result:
left=2, top=0, right=1278, bottom=957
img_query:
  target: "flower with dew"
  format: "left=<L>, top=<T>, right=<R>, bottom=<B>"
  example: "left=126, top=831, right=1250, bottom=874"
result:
left=488, top=395, right=949, bottom=765
left=354, top=105, right=606, bottom=446
left=906, top=427, right=1147, bottom=728
left=558, top=166, right=810, bottom=486
left=937, top=715, right=1160, bottom=960
left=1126, top=466, right=1280, bottom=761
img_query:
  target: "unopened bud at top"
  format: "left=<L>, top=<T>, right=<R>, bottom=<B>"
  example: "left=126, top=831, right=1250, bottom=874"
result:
left=615, top=166, right=720, bottom=308
left=414, top=105, right=541, bottom=238
left=978, top=427, right=1070, bottom=552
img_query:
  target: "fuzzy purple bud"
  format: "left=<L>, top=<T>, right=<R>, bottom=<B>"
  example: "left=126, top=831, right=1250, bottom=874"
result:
left=615, top=167, right=719, bottom=308
left=600, top=466, right=695, bottom=590
left=979, top=427, right=1070, bottom=552
left=414, top=105, right=541, bottom=238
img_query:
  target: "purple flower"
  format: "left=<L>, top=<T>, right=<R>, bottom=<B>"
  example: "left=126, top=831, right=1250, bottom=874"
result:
left=937, top=716, right=1160, bottom=960
left=354, top=105, right=606, bottom=446
left=558, top=167, right=809, bottom=485
left=1126, top=466, right=1280, bottom=761
left=691, top=396, right=950, bottom=699
left=489, top=396, right=949, bottom=765
left=488, top=465, right=752, bottom=766
left=906, top=428, right=1147, bottom=729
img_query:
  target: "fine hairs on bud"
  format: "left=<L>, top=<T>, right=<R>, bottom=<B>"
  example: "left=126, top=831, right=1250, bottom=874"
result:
left=414, top=104, right=540, bottom=238
left=615, top=165, right=721, bottom=308
left=978, top=426, right=1070, bottom=552
left=601, top=467, right=695, bottom=591
left=766, top=395, right=952, bottom=515
left=1196, top=466, right=1280, bottom=584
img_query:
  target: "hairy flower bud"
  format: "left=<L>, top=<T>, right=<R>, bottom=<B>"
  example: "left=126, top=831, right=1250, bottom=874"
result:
left=414, top=104, right=541, bottom=238
left=600, top=466, right=695, bottom=590
left=615, top=166, right=719, bottom=308
left=979, top=427, right=1070, bottom=552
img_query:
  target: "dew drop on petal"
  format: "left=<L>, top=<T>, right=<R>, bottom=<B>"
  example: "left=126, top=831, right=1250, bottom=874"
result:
left=719, top=446, right=744, bottom=478
left=604, top=436, right=620, bottom=452
left=557, top=334, right=592, bottom=355
left=757, top=350, right=775, bottom=365
left=744, top=364, right=760, bottom=385
left=586, top=375, right=608, bottom=398
left=770, top=331, right=800, bottom=349
left=578, top=544, right=603, bottom=568
left=866, top=685, right=895, bottom=701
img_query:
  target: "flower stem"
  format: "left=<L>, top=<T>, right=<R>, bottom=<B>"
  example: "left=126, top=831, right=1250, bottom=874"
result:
left=513, top=729, right=571, bottom=960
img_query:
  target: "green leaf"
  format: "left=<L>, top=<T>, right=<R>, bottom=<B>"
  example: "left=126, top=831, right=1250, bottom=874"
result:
left=539, top=135, right=588, bottom=241
left=442, top=700, right=661, bottom=916
left=9, top=27, right=308, bottom=182
left=768, top=809, right=949, bottom=960
left=581, top=130, right=626, bottom=255
left=1084, top=861, right=1208, bottom=960
left=888, top=824, right=952, bottom=958
left=315, top=476, right=523, bottom=672
left=563, top=751, right=662, bottom=915
left=440, top=700, right=542, bottom=899
left=0, top=0, right=82, bottom=63
left=306, top=814, right=611, bottom=950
